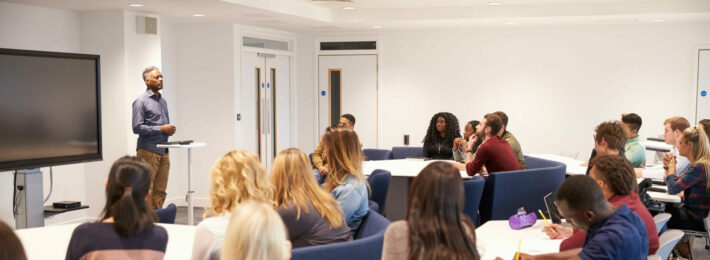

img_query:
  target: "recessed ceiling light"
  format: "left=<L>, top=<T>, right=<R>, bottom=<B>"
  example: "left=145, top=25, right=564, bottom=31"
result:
left=128, top=4, right=144, bottom=7
left=342, top=6, right=355, bottom=10
left=652, top=19, right=665, bottom=22
left=371, top=25, right=383, bottom=29
left=504, top=22, right=516, bottom=25
left=488, top=1, right=504, bottom=6
left=193, top=14, right=205, bottom=17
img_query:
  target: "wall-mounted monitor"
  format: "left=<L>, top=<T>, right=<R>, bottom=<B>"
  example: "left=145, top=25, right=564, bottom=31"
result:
left=0, top=48, right=102, bottom=171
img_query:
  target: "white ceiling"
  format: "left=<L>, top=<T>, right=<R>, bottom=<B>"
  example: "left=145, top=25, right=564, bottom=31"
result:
left=2, top=0, right=710, bottom=32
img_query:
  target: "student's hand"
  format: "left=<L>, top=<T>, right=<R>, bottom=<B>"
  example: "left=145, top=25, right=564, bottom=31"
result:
left=467, top=135, right=478, bottom=151
left=449, top=162, right=466, bottom=171
left=665, top=157, right=677, bottom=176
left=543, top=224, right=573, bottom=239
left=580, top=160, right=588, bottom=167
left=453, top=138, right=464, bottom=150
left=662, top=152, right=674, bottom=167
left=160, top=124, right=176, bottom=136
left=318, top=166, right=328, bottom=175
left=516, top=253, right=535, bottom=260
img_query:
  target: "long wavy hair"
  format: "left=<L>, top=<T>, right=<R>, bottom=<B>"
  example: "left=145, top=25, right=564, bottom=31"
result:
left=323, top=128, right=366, bottom=192
left=204, top=150, right=274, bottom=218
left=681, top=125, right=710, bottom=189
left=221, top=200, right=289, bottom=260
left=271, top=148, right=345, bottom=229
left=407, top=162, right=479, bottom=260
left=423, top=112, right=461, bottom=145
left=100, top=156, right=155, bottom=237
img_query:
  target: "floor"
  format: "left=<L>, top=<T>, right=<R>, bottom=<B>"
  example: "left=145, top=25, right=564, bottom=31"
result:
left=173, top=206, right=710, bottom=259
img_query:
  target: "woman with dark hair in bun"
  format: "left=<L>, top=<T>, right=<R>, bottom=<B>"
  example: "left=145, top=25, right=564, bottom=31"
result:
left=66, top=156, right=167, bottom=260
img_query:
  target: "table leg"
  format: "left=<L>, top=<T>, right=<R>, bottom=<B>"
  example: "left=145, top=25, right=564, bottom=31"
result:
left=187, top=148, right=194, bottom=226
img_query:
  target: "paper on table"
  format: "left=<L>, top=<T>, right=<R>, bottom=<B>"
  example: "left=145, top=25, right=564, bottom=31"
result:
left=521, top=238, right=562, bottom=254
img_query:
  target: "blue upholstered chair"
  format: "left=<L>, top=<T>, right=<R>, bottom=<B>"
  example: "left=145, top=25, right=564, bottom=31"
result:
left=391, top=146, right=423, bottom=159
left=478, top=156, right=566, bottom=224
left=463, top=176, right=486, bottom=225
left=363, top=149, right=393, bottom=161
left=291, top=209, right=391, bottom=260
left=367, top=169, right=391, bottom=214
left=153, top=203, right=177, bottom=224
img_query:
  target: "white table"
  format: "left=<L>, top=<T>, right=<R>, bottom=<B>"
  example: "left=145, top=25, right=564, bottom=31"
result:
left=643, top=140, right=673, bottom=153
left=477, top=220, right=562, bottom=259
left=362, top=159, right=469, bottom=178
left=526, top=154, right=587, bottom=175
left=16, top=223, right=196, bottom=260
left=157, top=142, right=206, bottom=226
left=362, top=159, right=470, bottom=220
left=636, top=177, right=682, bottom=203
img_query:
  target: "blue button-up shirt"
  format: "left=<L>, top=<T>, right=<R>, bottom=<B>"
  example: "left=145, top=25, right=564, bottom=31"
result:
left=132, top=90, right=170, bottom=154
left=579, top=205, right=648, bottom=260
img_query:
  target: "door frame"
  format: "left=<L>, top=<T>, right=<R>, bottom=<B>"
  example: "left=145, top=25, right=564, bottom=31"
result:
left=314, top=35, right=382, bottom=148
left=237, top=25, right=296, bottom=152
left=693, top=45, right=710, bottom=123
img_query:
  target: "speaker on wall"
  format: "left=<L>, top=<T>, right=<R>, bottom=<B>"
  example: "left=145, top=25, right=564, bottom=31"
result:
left=136, top=16, right=158, bottom=35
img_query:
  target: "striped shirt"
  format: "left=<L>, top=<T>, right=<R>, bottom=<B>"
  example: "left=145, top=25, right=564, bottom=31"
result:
left=666, top=162, right=710, bottom=220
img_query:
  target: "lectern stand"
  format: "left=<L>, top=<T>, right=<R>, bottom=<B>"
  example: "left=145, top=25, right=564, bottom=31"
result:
left=156, top=142, right=205, bottom=225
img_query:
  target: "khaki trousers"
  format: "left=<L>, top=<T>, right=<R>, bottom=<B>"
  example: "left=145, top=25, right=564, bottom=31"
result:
left=137, top=149, right=170, bottom=209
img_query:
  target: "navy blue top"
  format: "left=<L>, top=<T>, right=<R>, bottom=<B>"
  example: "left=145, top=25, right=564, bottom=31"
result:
left=579, top=205, right=648, bottom=260
left=65, top=222, right=168, bottom=260
left=132, top=90, right=170, bottom=154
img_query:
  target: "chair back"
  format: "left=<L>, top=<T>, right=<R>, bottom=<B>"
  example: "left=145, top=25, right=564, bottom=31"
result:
left=367, top=169, right=391, bottom=214
left=479, top=156, right=565, bottom=224
left=291, top=210, right=390, bottom=260
left=363, top=149, right=393, bottom=161
left=463, top=176, right=486, bottom=225
left=153, top=203, right=177, bottom=224
left=653, top=213, right=671, bottom=234
left=391, top=146, right=423, bottom=159
left=654, top=229, right=684, bottom=260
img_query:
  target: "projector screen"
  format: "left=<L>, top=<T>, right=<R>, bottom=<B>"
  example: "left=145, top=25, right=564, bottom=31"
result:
left=0, top=48, right=102, bottom=171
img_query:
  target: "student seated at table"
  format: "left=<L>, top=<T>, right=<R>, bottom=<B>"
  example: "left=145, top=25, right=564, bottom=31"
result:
left=465, top=113, right=520, bottom=176
left=517, top=175, right=648, bottom=260
left=271, top=148, right=352, bottom=248
left=192, top=150, right=274, bottom=260
left=66, top=156, right=168, bottom=260
left=423, top=112, right=461, bottom=160
left=583, top=120, right=628, bottom=175
left=312, top=114, right=356, bottom=177
left=323, top=128, right=369, bottom=235
left=1, top=219, right=27, bottom=260
left=664, top=125, right=710, bottom=259
left=544, top=155, right=658, bottom=255
left=382, top=162, right=479, bottom=260
left=221, top=200, right=291, bottom=260
left=493, top=111, right=528, bottom=169
left=662, top=116, right=691, bottom=175
left=620, top=113, right=646, bottom=168
left=453, top=120, right=482, bottom=164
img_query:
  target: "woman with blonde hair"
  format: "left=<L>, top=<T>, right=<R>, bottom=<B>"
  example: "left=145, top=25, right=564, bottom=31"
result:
left=221, top=200, right=291, bottom=260
left=191, top=150, right=274, bottom=260
left=322, top=128, right=369, bottom=234
left=271, top=148, right=352, bottom=248
left=664, top=125, right=710, bottom=259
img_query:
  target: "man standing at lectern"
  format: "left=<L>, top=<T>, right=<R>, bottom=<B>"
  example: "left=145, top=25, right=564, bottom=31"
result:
left=132, top=66, right=175, bottom=209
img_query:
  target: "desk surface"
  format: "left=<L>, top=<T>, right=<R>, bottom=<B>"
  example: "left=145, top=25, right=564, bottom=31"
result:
left=16, top=223, right=196, bottom=260
left=526, top=154, right=587, bottom=175
left=362, top=159, right=470, bottom=178
left=642, top=140, right=673, bottom=152
left=477, top=220, right=562, bottom=259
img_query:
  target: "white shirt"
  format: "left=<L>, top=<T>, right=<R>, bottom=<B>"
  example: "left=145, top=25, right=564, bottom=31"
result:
left=191, top=213, right=231, bottom=260
left=672, top=147, right=691, bottom=175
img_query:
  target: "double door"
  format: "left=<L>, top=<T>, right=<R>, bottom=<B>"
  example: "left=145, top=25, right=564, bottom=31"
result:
left=242, top=52, right=290, bottom=169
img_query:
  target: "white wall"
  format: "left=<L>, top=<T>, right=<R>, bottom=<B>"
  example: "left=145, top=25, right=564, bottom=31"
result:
left=0, top=2, right=84, bottom=227
left=298, top=24, right=710, bottom=159
left=172, top=23, right=238, bottom=206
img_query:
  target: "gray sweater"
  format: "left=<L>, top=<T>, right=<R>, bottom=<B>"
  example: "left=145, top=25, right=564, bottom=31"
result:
left=277, top=201, right=352, bottom=248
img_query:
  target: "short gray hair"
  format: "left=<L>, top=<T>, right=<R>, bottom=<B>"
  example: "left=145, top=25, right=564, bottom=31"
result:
left=142, top=66, right=159, bottom=81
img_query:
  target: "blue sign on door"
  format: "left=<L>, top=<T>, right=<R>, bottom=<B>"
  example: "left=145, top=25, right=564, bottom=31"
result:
left=321, top=90, right=326, bottom=96
left=702, top=90, right=707, bottom=97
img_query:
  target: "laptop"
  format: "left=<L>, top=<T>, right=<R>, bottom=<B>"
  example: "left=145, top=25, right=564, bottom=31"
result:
left=544, top=192, right=562, bottom=224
